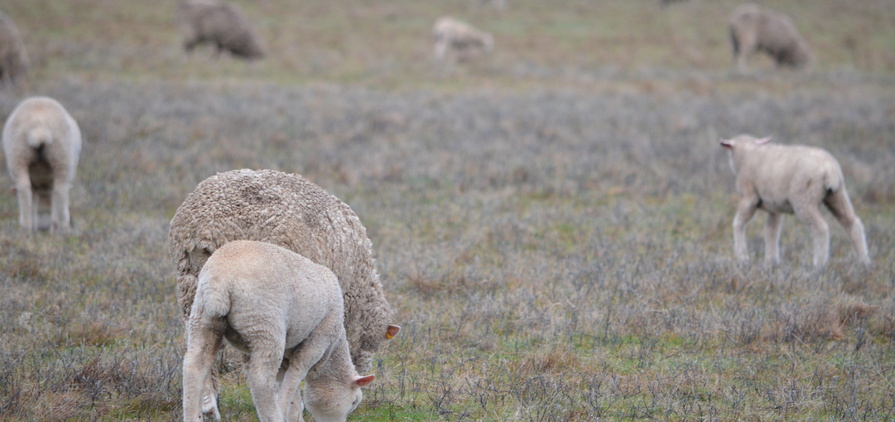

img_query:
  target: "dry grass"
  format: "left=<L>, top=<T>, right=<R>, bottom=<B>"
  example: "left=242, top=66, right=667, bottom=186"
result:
left=0, top=0, right=894, bottom=420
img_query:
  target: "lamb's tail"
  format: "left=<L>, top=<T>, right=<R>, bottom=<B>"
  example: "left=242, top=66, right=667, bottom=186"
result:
left=192, top=273, right=231, bottom=322
left=26, top=127, right=53, bottom=149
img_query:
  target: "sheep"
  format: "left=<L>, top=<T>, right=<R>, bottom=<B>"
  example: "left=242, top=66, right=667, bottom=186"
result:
left=2, top=96, right=82, bottom=234
left=0, top=10, right=29, bottom=86
left=169, top=169, right=399, bottom=420
left=433, top=16, right=494, bottom=62
left=720, top=135, right=870, bottom=268
left=728, top=3, right=812, bottom=72
left=183, top=240, right=374, bottom=422
left=178, top=0, right=265, bottom=60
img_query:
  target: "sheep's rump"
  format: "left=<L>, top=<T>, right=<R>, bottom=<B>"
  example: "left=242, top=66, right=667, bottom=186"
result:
left=168, top=169, right=392, bottom=372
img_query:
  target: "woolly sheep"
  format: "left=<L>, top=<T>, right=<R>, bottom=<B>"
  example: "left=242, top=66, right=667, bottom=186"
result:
left=0, top=10, right=29, bottom=86
left=183, top=240, right=374, bottom=422
left=729, top=3, right=812, bottom=72
left=2, top=96, right=82, bottom=233
left=433, top=16, right=494, bottom=62
left=169, top=169, right=399, bottom=420
left=720, top=135, right=870, bottom=268
left=178, top=0, right=265, bottom=60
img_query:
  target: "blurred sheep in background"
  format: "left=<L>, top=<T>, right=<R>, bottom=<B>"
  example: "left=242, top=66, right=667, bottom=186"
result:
left=729, top=3, right=812, bottom=72
left=433, top=16, right=494, bottom=63
left=0, top=10, right=29, bottom=86
left=178, top=0, right=265, bottom=60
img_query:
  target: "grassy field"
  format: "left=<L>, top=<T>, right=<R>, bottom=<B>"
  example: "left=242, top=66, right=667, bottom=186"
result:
left=0, top=0, right=894, bottom=420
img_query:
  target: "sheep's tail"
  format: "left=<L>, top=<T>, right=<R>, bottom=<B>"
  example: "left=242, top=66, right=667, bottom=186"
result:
left=26, top=127, right=53, bottom=148
left=823, top=165, right=844, bottom=194
left=192, top=273, right=231, bottom=322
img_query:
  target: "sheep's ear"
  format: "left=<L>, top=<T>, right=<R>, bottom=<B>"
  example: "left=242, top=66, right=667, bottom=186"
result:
left=385, top=325, right=401, bottom=340
left=755, top=136, right=772, bottom=145
left=720, top=139, right=734, bottom=149
left=354, top=375, right=375, bottom=387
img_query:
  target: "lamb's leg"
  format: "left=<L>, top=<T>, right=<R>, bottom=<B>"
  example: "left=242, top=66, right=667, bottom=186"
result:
left=247, top=333, right=287, bottom=422
left=183, top=325, right=224, bottom=422
left=177, top=273, right=221, bottom=421
left=733, top=197, right=759, bottom=264
left=795, top=204, right=829, bottom=268
left=279, top=317, right=342, bottom=421
left=825, top=188, right=871, bottom=266
left=13, top=171, right=33, bottom=232
left=763, top=213, right=783, bottom=266
left=50, top=180, right=71, bottom=234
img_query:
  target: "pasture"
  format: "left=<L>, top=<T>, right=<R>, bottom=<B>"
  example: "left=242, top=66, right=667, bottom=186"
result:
left=0, top=0, right=894, bottom=420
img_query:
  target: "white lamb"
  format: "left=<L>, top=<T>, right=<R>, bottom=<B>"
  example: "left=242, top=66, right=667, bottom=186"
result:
left=183, top=240, right=374, bottom=422
left=720, top=135, right=870, bottom=268
left=432, top=16, right=494, bottom=62
left=2, top=96, right=82, bottom=233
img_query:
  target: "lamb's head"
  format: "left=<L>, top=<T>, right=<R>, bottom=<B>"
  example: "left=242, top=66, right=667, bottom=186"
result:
left=304, top=374, right=375, bottom=422
left=720, top=135, right=772, bottom=173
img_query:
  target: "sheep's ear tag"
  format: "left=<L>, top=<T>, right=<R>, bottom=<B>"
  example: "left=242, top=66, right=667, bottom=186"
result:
left=720, top=139, right=734, bottom=149
left=354, top=375, right=375, bottom=387
left=385, top=325, right=401, bottom=340
left=755, top=136, right=772, bottom=145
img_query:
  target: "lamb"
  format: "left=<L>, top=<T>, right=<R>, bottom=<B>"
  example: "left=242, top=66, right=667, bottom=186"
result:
left=0, top=10, right=29, bottom=86
left=2, top=96, right=82, bottom=233
left=183, top=240, right=375, bottom=422
left=728, top=3, right=812, bottom=72
left=720, top=135, right=870, bottom=268
left=169, top=169, right=399, bottom=420
left=432, top=16, right=494, bottom=62
left=178, top=0, right=266, bottom=60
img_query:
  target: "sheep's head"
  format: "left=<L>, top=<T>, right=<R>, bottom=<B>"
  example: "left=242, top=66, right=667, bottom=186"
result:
left=720, top=135, right=772, bottom=150
left=304, top=374, right=375, bottom=422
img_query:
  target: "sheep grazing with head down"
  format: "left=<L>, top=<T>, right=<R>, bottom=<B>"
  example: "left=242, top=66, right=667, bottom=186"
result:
left=728, top=3, right=812, bottom=72
left=183, top=240, right=374, bottom=422
left=178, top=0, right=265, bottom=60
left=3, top=96, right=82, bottom=234
left=0, top=10, right=29, bottom=86
left=169, top=169, right=399, bottom=421
left=720, top=135, right=870, bottom=268
left=433, top=16, right=494, bottom=62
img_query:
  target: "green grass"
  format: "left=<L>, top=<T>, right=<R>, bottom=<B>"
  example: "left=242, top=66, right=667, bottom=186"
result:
left=0, top=0, right=894, bottom=420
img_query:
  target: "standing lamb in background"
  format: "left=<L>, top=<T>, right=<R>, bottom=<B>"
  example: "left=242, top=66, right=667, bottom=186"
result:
left=0, top=10, right=29, bottom=86
left=433, top=16, right=494, bottom=62
left=728, top=3, right=812, bottom=72
left=178, top=0, right=265, bottom=60
left=183, top=241, right=374, bottom=422
left=169, top=169, right=399, bottom=421
left=3, top=97, right=82, bottom=233
left=720, top=135, right=870, bottom=268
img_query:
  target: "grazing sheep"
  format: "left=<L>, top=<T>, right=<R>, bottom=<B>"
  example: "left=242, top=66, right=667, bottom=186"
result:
left=729, top=3, right=812, bottom=71
left=178, top=0, right=265, bottom=60
left=433, top=16, right=494, bottom=62
left=169, top=169, right=399, bottom=420
left=2, top=97, right=82, bottom=233
left=183, top=240, right=374, bottom=422
left=0, top=10, right=29, bottom=86
left=720, top=135, right=870, bottom=268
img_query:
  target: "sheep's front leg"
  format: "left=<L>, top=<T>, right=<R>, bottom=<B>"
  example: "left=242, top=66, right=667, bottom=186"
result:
left=733, top=197, right=759, bottom=264
left=795, top=205, right=829, bottom=268
left=763, top=213, right=783, bottom=266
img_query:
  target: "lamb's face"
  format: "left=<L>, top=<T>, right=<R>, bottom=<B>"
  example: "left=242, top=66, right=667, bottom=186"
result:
left=720, top=135, right=772, bottom=173
left=304, top=375, right=374, bottom=422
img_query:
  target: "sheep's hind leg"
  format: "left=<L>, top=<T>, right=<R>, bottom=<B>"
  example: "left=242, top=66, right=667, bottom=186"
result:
left=824, top=188, right=870, bottom=266
left=183, top=326, right=224, bottom=422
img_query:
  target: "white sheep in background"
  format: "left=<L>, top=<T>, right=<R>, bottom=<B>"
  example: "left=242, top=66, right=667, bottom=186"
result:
left=728, top=3, right=812, bottom=72
left=720, top=135, right=870, bottom=268
left=178, top=0, right=266, bottom=60
left=0, top=10, right=29, bottom=86
left=2, top=96, right=82, bottom=233
left=169, top=169, right=399, bottom=421
left=183, top=240, right=374, bottom=422
left=433, top=16, right=494, bottom=62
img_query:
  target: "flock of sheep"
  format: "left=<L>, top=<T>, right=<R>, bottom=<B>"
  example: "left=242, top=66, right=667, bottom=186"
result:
left=0, top=1, right=871, bottom=421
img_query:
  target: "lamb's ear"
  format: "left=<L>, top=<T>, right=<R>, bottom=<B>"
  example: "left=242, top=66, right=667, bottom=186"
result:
left=385, top=325, right=401, bottom=340
left=755, top=136, right=772, bottom=145
left=354, top=375, right=375, bottom=388
left=720, top=139, right=734, bottom=149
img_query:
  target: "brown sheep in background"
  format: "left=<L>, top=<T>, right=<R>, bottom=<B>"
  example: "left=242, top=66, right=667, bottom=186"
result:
left=178, top=0, right=265, bottom=60
left=0, top=10, right=29, bottom=86
left=729, top=3, right=812, bottom=72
